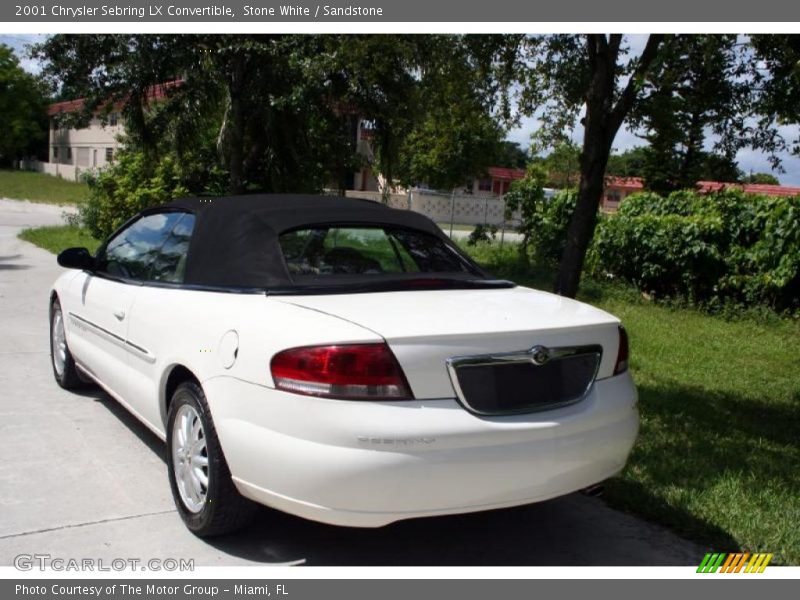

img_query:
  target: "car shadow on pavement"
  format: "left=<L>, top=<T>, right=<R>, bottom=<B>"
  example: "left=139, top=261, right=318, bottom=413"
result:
left=203, top=495, right=707, bottom=566
left=0, top=254, right=30, bottom=270
left=81, top=386, right=167, bottom=461
left=84, top=384, right=711, bottom=567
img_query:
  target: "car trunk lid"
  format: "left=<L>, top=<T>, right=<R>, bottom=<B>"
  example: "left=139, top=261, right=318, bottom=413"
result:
left=277, top=286, right=622, bottom=402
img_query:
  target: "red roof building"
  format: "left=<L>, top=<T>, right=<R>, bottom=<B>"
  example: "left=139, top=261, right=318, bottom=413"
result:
left=47, top=79, right=183, bottom=116
left=602, top=176, right=800, bottom=211
left=468, top=166, right=526, bottom=197
left=696, top=180, right=800, bottom=197
left=35, top=80, right=185, bottom=181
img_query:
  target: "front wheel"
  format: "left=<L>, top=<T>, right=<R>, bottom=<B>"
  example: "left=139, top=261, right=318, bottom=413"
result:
left=50, top=298, right=83, bottom=389
left=166, top=381, right=257, bottom=536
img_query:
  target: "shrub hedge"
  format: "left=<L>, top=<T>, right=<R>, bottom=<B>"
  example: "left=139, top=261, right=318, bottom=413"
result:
left=80, top=150, right=188, bottom=240
left=504, top=166, right=577, bottom=268
left=592, top=189, right=800, bottom=312
left=79, top=152, right=799, bottom=313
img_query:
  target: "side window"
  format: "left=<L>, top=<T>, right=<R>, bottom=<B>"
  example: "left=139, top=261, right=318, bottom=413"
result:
left=96, top=212, right=185, bottom=281
left=150, top=214, right=195, bottom=283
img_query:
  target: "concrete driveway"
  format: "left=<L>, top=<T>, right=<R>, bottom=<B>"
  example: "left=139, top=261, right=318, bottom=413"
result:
left=0, top=198, right=704, bottom=567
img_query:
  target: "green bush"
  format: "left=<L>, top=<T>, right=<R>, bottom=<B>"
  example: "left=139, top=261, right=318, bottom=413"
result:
left=594, top=189, right=800, bottom=311
left=504, top=166, right=577, bottom=267
left=616, top=190, right=696, bottom=217
left=594, top=211, right=726, bottom=301
left=466, top=223, right=498, bottom=246
left=81, top=150, right=188, bottom=240
left=718, top=195, right=800, bottom=310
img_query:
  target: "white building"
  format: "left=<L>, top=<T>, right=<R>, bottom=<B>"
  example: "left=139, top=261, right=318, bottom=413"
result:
left=17, top=97, right=123, bottom=181
left=48, top=101, right=123, bottom=173
left=20, top=83, right=181, bottom=181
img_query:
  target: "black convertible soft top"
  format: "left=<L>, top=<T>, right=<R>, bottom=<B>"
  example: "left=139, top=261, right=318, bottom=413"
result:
left=145, top=194, right=505, bottom=292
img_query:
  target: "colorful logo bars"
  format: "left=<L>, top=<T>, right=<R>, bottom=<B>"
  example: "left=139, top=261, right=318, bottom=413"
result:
left=697, top=552, right=773, bottom=573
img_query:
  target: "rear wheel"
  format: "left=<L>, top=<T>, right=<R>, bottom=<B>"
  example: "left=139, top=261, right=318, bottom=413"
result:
left=50, top=298, right=83, bottom=389
left=166, top=381, right=256, bottom=536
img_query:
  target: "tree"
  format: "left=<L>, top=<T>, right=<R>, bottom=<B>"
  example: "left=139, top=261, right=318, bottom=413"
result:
left=606, top=146, right=649, bottom=178
left=510, top=34, right=797, bottom=297
left=33, top=35, right=508, bottom=197
left=532, top=140, right=580, bottom=188
left=495, top=140, right=529, bottom=169
left=629, top=35, right=754, bottom=194
left=751, top=35, right=800, bottom=160
left=0, top=44, right=47, bottom=164
left=699, top=153, right=743, bottom=183
left=362, top=35, right=505, bottom=189
left=743, top=172, right=780, bottom=185
left=397, top=107, right=503, bottom=190
left=515, top=35, right=665, bottom=297
left=34, top=35, right=361, bottom=195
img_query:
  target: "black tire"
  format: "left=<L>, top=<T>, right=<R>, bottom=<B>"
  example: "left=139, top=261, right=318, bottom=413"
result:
left=166, top=381, right=257, bottom=537
left=49, top=297, right=84, bottom=389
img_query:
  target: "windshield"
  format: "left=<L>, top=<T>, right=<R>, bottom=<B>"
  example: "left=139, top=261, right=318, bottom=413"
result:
left=279, top=225, right=482, bottom=281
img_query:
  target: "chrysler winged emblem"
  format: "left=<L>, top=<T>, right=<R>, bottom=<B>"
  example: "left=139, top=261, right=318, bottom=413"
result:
left=529, top=345, right=551, bottom=366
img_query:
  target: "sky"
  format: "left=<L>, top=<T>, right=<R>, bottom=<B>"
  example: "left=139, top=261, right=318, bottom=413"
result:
left=506, top=115, right=800, bottom=186
left=1, top=34, right=43, bottom=74
left=505, top=34, right=800, bottom=185
left=3, top=33, right=799, bottom=186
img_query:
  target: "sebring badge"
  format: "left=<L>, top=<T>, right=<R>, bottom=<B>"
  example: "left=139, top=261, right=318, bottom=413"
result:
left=530, top=345, right=551, bottom=366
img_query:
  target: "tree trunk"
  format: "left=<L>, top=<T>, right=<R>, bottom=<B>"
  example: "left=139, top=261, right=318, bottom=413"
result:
left=554, top=34, right=663, bottom=298
left=226, top=56, right=247, bottom=195
left=679, top=109, right=703, bottom=188
left=227, top=94, right=245, bottom=194
left=554, top=137, right=610, bottom=297
left=554, top=36, right=615, bottom=298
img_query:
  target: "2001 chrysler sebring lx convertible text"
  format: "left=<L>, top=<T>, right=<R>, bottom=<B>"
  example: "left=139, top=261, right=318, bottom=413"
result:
left=49, top=194, right=638, bottom=537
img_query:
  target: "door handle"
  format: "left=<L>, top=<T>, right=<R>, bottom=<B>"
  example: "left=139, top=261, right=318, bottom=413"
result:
left=113, top=309, right=126, bottom=321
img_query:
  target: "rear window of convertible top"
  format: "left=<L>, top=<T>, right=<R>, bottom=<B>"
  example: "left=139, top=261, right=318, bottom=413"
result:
left=278, top=225, right=479, bottom=280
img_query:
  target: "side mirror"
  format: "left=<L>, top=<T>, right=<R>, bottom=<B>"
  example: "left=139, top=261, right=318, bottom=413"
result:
left=57, top=247, right=95, bottom=271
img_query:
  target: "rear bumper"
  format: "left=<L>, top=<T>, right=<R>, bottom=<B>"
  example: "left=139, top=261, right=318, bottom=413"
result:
left=203, top=372, right=638, bottom=527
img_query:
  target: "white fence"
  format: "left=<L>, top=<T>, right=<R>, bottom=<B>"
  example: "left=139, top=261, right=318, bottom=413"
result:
left=12, top=165, right=522, bottom=232
left=344, top=189, right=521, bottom=229
left=17, top=159, right=99, bottom=182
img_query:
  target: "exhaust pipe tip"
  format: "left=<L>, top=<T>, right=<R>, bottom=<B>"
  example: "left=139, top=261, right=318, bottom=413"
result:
left=581, top=483, right=605, bottom=498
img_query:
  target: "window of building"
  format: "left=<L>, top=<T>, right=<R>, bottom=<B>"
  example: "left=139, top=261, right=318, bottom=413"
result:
left=109, top=112, right=119, bottom=127
left=66, top=147, right=72, bottom=160
left=478, top=178, right=492, bottom=192
left=105, top=148, right=114, bottom=162
left=52, top=147, right=58, bottom=160
left=76, top=147, right=90, bottom=167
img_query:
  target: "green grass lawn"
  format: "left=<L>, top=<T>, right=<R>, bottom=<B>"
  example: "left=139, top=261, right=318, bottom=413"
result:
left=468, top=242, right=800, bottom=564
left=18, top=226, right=800, bottom=564
left=18, top=225, right=101, bottom=255
left=0, top=170, right=89, bottom=205
left=599, top=295, right=799, bottom=565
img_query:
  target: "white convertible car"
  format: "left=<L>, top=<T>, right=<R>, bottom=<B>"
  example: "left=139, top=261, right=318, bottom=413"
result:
left=50, top=194, right=638, bottom=536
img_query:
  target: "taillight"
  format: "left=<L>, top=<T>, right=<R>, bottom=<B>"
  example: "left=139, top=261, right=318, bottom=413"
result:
left=614, top=325, right=629, bottom=375
left=270, top=343, right=413, bottom=400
